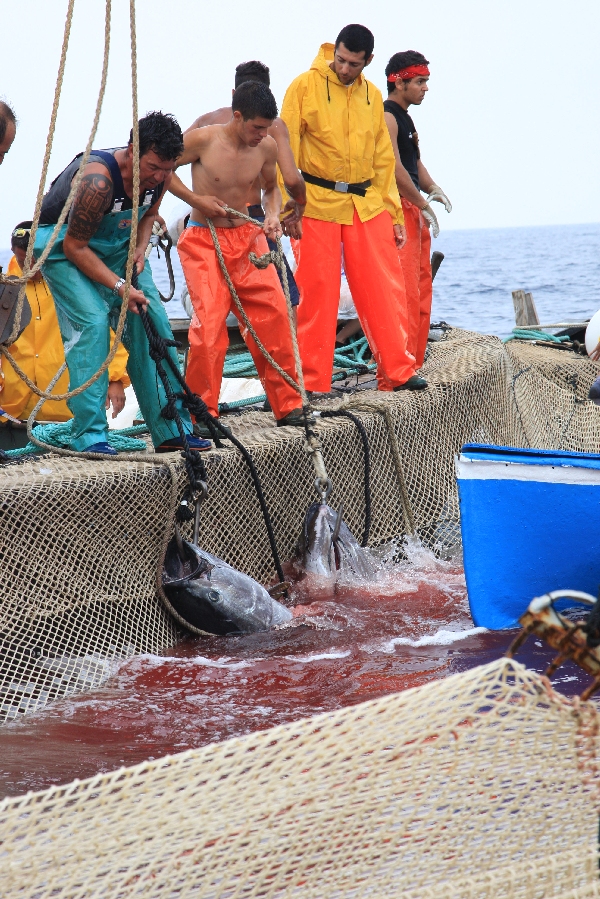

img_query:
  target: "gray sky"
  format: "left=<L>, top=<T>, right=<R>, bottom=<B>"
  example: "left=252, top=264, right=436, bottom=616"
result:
left=1, top=0, right=599, bottom=241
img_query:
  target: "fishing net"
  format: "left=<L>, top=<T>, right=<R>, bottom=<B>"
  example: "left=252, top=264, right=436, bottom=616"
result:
left=1, top=657, right=598, bottom=899
left=1, top=328, right=599, bottom=723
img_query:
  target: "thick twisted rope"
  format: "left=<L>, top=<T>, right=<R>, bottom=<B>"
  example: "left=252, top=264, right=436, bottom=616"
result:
left=1, top=1, right=114, bottom=337
left=0, top=0, right=131, bottom=406
left=206, top=216, right=299, bottom=394
left=22, top=0, right=164, bottom=463
left=206, top=208, right=331, bottom=495
left=0, top=0, right=75, bottom=342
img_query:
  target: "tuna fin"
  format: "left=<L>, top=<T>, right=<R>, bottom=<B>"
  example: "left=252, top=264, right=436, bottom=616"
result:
left=331, top=503, right=344, bottom=546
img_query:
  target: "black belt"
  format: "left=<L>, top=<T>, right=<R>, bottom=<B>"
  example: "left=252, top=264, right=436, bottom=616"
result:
left=247, top=204, right=265, bottom=218
left=301, top=171, right=371, bottom=198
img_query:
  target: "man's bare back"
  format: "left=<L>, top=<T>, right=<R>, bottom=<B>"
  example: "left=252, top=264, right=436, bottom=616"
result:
left=169, top=114, right=283, bottom=237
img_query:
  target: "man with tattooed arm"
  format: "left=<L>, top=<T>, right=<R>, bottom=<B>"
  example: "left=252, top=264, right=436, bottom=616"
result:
left=33, top=111, right=210, bottom=454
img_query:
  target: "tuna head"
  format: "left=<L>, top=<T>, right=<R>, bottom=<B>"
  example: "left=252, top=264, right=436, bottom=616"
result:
left=162, top=536, right=292, bottom=636
left=296, top=502, right=376, bottom=581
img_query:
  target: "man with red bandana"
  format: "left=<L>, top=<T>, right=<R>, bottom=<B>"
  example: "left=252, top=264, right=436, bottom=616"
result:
left=384, top=51, right=452, bottom=369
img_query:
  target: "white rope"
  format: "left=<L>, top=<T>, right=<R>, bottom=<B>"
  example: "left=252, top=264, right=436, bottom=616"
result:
left=19, top=0, right=167, bottom=462
left=0, top=0, right=132, bottom=406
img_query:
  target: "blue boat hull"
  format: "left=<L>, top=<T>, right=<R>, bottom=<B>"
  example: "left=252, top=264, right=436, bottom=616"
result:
left=457, top=444, right=600, bottom=629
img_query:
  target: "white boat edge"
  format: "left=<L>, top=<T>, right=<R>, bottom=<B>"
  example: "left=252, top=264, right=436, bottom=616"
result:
left=455, top=454, right=600, bottom=486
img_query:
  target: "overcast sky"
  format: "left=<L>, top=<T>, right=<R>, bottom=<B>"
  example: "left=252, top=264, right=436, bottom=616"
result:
left=0, top=0, right=598, bottom=242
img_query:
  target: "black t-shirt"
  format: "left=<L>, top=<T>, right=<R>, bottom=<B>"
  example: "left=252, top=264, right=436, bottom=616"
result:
left=39, top=148, right=164, bottom=225
left=383, top=100, right=420, bottom=190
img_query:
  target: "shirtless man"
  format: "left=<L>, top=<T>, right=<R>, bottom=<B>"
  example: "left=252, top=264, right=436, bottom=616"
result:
left=169, top=80, right=305, bottom=427
left=184, top=60, right=305, bottom=308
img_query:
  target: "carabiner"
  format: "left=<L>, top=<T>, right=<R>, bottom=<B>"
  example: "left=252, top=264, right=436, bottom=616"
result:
left=314, top=476, right=332, bottom=504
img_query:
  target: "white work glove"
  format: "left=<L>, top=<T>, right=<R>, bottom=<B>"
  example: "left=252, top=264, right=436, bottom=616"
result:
left=426, top=183, right=452, bottom=213
left=421, top=203, right=440, bottom=238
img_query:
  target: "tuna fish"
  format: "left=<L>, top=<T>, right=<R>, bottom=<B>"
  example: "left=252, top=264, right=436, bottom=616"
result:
left=162, top=536, right=292, bottom=635
left=296, top=502, right=376, bottom=580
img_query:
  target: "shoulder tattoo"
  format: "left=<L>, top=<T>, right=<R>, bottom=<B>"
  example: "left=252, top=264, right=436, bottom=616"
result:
left=67, top=172, right=113, bottom=241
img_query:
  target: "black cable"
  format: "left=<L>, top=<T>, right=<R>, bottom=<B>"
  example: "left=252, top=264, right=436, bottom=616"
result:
left=320, top=409, right=371, bottom=546
left=155, top=231, right=176, bottom=303
left=132, top=269, right=286, bottom=583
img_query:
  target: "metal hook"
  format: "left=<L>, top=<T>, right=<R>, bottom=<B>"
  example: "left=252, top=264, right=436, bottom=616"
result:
left=314, top=476, right=332, bottom=504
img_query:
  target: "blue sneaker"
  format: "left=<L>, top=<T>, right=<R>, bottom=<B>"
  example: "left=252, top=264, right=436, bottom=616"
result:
left=84, top=442, right=118, bottom=456
left=156, top=435, right=212, bottom=453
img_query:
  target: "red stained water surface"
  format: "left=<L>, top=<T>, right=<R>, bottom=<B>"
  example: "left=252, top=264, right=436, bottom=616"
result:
left=0, top=539, right=588, bottom=799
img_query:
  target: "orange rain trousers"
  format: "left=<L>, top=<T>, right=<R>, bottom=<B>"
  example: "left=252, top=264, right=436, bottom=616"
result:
left=399, top=198, right=433, bottom=368
left=178, top=222, right=300, bottom=420
left=293, top=209, right=416, bottom=392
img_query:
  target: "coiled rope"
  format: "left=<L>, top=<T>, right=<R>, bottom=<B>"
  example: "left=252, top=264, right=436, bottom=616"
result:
left=503, top=328, right=571, bottom=345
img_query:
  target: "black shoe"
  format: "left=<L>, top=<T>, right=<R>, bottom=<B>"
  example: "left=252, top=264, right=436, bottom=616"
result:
left=193, top=421, right=218, bottom=439
left=394, top=375, right=428, bottom=391
left=276, top=408, right=316, bottom=428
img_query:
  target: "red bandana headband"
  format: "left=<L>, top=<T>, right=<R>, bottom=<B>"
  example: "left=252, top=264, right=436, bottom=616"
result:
left=387, top=65, right=430, bottom=82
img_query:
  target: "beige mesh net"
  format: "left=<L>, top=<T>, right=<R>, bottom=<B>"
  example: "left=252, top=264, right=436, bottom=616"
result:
left=1, top=658, right=598, bottom=898
left=1, top=328, right=599, bottom=722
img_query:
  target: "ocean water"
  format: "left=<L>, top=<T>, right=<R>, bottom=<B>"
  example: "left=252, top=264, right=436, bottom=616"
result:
left=430, top=222, right=600, bottom=337
left=147, top=221, right=600, bottom=338
left=3, top=221, right=599, bottom=337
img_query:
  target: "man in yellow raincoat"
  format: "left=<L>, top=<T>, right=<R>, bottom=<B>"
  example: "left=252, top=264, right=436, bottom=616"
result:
left=281, top=24, right=425, bottom=393
left=1, top=221, right=129, bottom=424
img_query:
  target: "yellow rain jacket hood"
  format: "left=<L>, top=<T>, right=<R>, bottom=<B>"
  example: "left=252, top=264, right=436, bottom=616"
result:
left=0, top=256, right=129, bottom=422
left=281, top=43, right=404, bottom=226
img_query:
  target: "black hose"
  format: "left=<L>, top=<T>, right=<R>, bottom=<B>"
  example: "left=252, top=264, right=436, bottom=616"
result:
left=157, top=231, right=176, bottom=303
left=205, top=420, right=286, bottom=585
left=320, top=409, right=371, bottom=546
left=132, top=268, right=286, bottom=583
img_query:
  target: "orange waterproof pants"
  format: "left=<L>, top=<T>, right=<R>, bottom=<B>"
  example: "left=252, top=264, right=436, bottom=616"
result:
left=294, top=209, right=415, bottom=392
left=178, top=223, right=300, bottom=420
left=399, top=198, right=432, bottom=368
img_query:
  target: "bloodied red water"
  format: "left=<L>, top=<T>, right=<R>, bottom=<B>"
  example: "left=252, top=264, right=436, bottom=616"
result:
left=0, top=539, right=590, bottom=799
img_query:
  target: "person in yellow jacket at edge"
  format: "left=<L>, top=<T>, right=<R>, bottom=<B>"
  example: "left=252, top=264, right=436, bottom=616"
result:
left=1, top=221, right=129, bottom=424
left=281, top=23, right=426, bottom=393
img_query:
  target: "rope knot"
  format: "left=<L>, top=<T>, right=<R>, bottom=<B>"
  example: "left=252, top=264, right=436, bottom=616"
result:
left=249, top=250, right=282, bottom=270
left=181, top=392, right=210, bottom=421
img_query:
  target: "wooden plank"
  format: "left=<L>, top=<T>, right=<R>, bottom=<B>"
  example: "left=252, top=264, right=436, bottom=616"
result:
left=512, top=290, right=540, bottom=327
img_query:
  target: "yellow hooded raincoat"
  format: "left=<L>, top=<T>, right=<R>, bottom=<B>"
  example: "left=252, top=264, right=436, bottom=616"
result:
left=0, top=256, right=130, bottom=422
left=281, top=43, right=404, bottom=226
